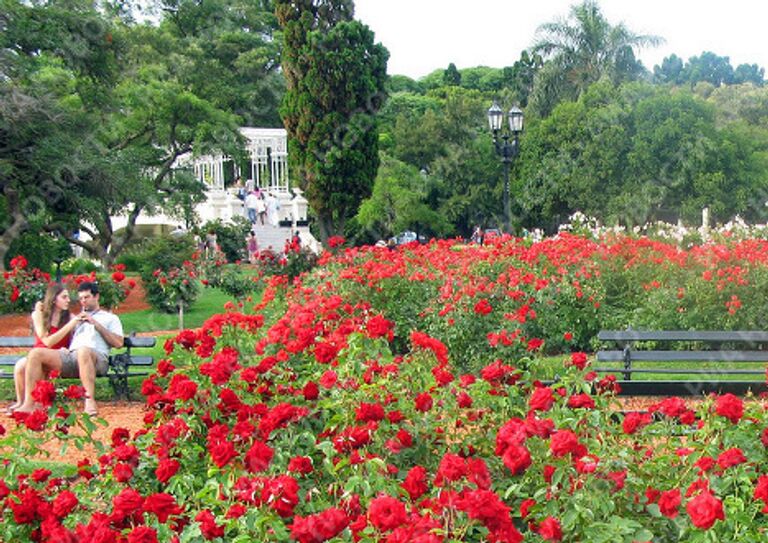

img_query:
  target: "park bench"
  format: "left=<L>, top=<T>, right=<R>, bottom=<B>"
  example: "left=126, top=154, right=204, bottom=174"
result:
left=595, top=330, right=768, bottom=396
left=0, top=334, right=156, bottom=400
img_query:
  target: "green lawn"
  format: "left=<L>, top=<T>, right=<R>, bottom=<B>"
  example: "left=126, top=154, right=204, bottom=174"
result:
left=119, top=286, right=235, bottom=333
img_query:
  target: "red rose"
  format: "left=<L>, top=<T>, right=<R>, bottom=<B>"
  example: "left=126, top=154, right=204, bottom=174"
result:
left=262, top=475, right=299, bottom=517
left=368, top=495, right=407, bottom=531
left=686, top=492, right=724, bottom=529
left=622, top=411, right=653, bottom=434
left=456, top=489, right=521, bottom=539
left=567, top=393, right=595, bottom=409
left=569, top=351, right=588, bottom=369
left=456, top=391, right=473, bottom=408
left=549, top=430, right=586, bottom=458
left=653, top=397, right=687, bottom=418
left=143, top=492, right=183, bottom=523
left=32, top=380, right=56, bottom=407
left=658, top=489, right=681, bottom=519
left=319, top=370, right=338, bottom=389
left=435, top=453, right=466, bottom=485
left=112, top=488, right=144, bottom=523
left=520, top=498, right=536, bottom=518
left=414, top=392, right=433, bottom=412
left=302, top=381, right=319, bottom=400
left=52, top=490, right=79, bottom=519
left=495, top=418, right=527, bottom=455
left=288, top=456, right=314, bottom=475
left=244, top=440, right=274, bottom=473
left=127, top=526, right=158, bottom=543
left=195, top=510, right=225, bottom=540
left=113, top=462, right=134, bottom=482
left=754, top=475, right=768, bottom=512
left=290, top=507, right=349, bottom=543
left=355, top=402, right=385, bottom=422
left=528, top=387, right=555, bottom=412
left=474, top=299, right=493, bottom=315
left=111, top=271, right=126, bottom=283
left=502, top=444, right=532, bottom=475
left=716, top=447, right=747, bottom=470
left=715, top=393, right=743, bottom=423
left=16, top=409, right=48, bottom=431
left=402, top=465, right=429, bottom=500
left=155, top=458, right=180, bottom=483
left=208, top=439, right=238, bottom=468
left=537, top=516, right=563, bottom=541
left=365, top=314, right=394, bottom=340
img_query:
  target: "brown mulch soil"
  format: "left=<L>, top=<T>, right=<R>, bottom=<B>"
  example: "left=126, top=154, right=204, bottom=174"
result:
left=1, top=403, right=148, bottom=464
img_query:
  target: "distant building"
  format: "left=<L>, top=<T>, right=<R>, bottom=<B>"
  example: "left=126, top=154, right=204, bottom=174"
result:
left=108, top=127, right=312, bottom=248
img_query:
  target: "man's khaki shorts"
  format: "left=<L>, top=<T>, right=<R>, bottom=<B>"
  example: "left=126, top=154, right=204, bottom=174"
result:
left=59, top=349, right=109, bottom=378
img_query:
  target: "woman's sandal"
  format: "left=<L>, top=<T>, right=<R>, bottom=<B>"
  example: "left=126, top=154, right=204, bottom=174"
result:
left=3, top=403, right=20, bottom=416
left=84, top=399, right=99, bottom=417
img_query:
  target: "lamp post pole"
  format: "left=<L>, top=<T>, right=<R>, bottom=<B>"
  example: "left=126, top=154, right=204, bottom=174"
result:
left=488, top=102, right=523, bottom=234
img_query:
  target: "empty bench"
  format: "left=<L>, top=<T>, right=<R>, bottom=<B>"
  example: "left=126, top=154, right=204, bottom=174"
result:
left=595, top=330, right=768, bottom=396
left=0, top=334, right=156, bottom=400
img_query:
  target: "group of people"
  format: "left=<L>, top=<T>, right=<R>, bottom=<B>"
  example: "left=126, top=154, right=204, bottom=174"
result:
left=4, top=281, right=124, bottom=417
left=234, top=177, right=281, bottom=227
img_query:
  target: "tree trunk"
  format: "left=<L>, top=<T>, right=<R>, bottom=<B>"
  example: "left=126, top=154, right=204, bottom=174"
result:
left=177, top=302, right=184, bottom=331
left=317, top=213, right=345, bottom=245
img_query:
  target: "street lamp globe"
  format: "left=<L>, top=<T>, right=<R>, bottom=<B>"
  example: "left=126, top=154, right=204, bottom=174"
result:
left=508, top=106, right=524, bottom=134
left=487, top=101, right=504, bottom=131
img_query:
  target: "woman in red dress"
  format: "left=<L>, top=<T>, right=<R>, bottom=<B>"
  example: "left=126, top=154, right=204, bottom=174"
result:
left=5, top=283, right=79, bottom=414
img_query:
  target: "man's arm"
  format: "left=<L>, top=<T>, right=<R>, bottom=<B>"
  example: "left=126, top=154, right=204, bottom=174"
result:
left=93, top=321, right=124, bottom=348
left=81, top=313, right=124, bottom=349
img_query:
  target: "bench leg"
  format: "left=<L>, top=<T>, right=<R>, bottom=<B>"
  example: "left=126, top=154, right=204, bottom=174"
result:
left=108, top=355, right=131, bottom=401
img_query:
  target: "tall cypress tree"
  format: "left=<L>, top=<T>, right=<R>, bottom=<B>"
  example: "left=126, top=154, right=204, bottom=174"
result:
left=275, top=0, right=388, bottom=240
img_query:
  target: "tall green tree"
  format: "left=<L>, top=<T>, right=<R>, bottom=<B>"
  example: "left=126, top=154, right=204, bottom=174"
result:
left=356, top=155, right=451, bottom=242
left=276, top=0, right=389, bottom=241
left=158, top=0, right=284, bottom=126
left=529, top=0, right=661, bottom=116
left=0, top=0, right=121, bottom=269
left=443, top=63, right=462, bottom=86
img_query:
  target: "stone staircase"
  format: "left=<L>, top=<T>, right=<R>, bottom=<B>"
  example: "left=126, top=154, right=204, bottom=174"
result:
left=248, top=221, right=319, bottom=254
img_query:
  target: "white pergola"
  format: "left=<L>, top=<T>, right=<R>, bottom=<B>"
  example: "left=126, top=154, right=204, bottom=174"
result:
left=190, top=127, right=290, bottom=193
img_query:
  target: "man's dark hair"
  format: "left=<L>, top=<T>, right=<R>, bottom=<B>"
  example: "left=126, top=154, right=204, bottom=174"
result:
left=77, top=281, right=99, bottom=295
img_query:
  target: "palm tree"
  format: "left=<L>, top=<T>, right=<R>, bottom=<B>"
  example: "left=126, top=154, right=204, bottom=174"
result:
left=529, top=0, right=662, bottom=115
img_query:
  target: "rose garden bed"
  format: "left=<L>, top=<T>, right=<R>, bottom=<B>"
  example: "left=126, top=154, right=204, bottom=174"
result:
left=2, top=234, right=768, bottom=541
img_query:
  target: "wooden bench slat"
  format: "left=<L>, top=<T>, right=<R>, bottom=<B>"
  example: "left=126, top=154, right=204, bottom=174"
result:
left=124, top=337, right=157, bottom=348
left=593, top=367, right=765, bottom=375
left=0, top=355, right=24, bottom=365
left=597, top=350, right=768, bottom=362
left=124, top=356, right=155, bottom=366
left=598, top=330, right=768, bottom=342
left=613, top=380, right=768, bottom=396
left=0, top=337, right=35, bottom=348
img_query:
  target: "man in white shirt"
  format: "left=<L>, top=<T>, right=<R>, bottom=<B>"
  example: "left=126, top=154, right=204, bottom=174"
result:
left=17, top=282, right=124, bottom=416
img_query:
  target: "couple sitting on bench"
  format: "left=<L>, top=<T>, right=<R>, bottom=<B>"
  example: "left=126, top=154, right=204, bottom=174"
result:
left=6, top=281, right=123, bottom=417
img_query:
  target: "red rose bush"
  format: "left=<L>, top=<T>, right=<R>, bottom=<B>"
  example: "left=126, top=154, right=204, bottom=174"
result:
left=3, top=234, right=768, bottom=540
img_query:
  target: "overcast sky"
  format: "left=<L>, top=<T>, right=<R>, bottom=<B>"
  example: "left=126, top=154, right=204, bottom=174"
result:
left=353, top=0, right=768, bottom=79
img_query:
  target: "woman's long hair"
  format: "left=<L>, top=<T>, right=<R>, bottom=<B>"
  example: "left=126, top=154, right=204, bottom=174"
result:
left=41, top=283, right=70, bottom=334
